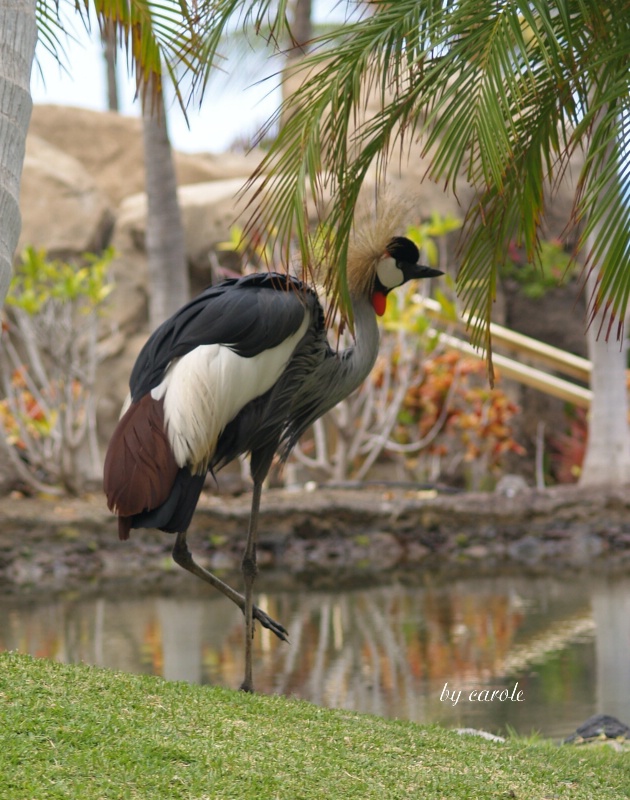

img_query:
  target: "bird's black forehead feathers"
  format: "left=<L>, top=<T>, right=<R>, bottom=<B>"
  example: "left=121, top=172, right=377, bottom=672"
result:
left=385, top=236, right=420, bottom=264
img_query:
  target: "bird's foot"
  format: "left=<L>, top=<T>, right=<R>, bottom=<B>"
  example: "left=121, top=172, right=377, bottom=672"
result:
left=252, top=603, right=289, bottom=643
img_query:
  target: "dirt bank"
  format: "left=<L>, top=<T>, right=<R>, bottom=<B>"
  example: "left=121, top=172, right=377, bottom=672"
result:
left=1, top=483, right=630, bottom=595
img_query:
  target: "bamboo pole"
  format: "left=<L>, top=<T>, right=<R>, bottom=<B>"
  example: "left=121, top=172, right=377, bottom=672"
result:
left=434, top=330, right=593, bottom=408
left=419, top=297, right=591, bottom=382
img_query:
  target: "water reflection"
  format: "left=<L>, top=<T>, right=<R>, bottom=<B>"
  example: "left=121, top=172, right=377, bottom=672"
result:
left=2, top=573, right=627, bottom=740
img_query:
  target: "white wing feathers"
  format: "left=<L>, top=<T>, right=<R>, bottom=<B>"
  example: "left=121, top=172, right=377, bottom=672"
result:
left=151, top=314, right=310, bottom=472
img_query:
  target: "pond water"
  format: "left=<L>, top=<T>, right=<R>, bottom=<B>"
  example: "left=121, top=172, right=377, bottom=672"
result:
left=2, top=571, right=629, bottom=741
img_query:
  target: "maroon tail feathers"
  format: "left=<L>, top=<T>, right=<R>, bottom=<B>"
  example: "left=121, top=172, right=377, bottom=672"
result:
left=104, top=394, right=179, bottom=540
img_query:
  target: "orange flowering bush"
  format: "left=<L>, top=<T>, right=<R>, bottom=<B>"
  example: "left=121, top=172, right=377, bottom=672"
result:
left=0, top=247, right=113, bottom=493
left=379, top=350, right=525, bottom=487
left=288, top=217, right=524, bottom=489
left=0, top=367, right=57, bottom=449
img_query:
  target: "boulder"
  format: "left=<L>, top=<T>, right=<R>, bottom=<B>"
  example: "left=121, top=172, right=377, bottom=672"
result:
left=177, top=178, right=264, bottom=267
left=28, top=104, right=265, bottom=208
left=109, top=177, right=263, bottom=305
left=19, top=135, right=114, bottom=258
left=28, top=105, right=146, bottom=206
left=113, top=177, right=257, bottom=260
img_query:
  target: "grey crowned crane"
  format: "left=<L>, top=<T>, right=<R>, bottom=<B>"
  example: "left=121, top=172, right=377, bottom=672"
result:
left=103, top=231, right=442, bottom=692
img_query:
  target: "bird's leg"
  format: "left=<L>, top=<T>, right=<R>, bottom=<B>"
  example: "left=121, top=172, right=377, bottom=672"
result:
left=172, top=531, right=288, bottom=642
left=240, top=478, right=263, bottom=693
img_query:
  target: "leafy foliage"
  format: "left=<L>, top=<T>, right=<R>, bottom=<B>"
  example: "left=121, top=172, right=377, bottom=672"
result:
left=33, top=2, right=630, bottom=356
left=0, top=248, right=113, bottom=494
left=6, top=246, right=112, bottom=313
left=396, top=350, right=525, bottom=489
left=501, top=238, right=576, bottom=299
left=37, top=0, right=296, bottom=115
left=279, top=218, right=523, bottom=487
left=242, top=0, right=630, bottom=369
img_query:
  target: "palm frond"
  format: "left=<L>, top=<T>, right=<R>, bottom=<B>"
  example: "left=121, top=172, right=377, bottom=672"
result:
left=36, top=0, right=74, bottom=67
left=244, top=0, right=630, bottom=367
left=63, top=0, right=294, bottom=113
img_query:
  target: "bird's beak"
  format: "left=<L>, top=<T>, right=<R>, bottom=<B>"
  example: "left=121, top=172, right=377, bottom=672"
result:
left=403, top=263, right=444, bottom=281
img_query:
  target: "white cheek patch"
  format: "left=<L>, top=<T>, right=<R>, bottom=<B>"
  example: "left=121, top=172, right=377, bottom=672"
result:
left=376, top=257, right=404, bottom=290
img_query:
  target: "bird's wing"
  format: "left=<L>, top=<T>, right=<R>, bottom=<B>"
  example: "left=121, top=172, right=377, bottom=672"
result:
left=129, top=273, right=315, bottom=400
left=105, top=274, right=319, bottom=529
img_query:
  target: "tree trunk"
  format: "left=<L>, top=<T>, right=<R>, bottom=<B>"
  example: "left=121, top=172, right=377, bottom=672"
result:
left=142, top=86, right=189, bottom=329
left=288, top=0, right=312, bottom=59
left=579, top=99, right=630, bottom=487
left=102, top=22, right=119, bottom=112
left=0, top=0, right=37, bottom=305
left=579, top=266, right=630, bottom=485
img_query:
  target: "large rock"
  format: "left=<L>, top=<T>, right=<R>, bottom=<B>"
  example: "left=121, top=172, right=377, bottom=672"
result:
left=28, top=104, right=265, bottom=208
left=19, top=135, right=113, bottom=257
left=110, top=177, right=263, bottom=300
left=112, top=178, right=254, bottom=261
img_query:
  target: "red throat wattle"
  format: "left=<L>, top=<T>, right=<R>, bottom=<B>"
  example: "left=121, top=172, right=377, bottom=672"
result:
left=371, top=291, right=387, bottom=316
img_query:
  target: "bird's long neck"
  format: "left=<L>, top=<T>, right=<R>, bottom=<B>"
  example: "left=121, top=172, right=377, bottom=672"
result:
left=338, top=292, right=380, bottom=394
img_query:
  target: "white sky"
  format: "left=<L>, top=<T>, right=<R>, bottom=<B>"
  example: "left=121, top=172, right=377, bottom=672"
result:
left=30, top=2, right=358, bottom=154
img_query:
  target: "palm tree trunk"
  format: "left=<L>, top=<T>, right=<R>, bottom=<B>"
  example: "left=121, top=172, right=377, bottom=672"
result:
left=288, top=0, right=312, bottom=58
left=0, top=0, right=37, bottom=304
left=579, top=266, right=630, bottom=485
left=102, top=22, right=119, bottom=112
left=579, top=100, right=630, bottom=486
left=142, top=85, right=190, bottom=329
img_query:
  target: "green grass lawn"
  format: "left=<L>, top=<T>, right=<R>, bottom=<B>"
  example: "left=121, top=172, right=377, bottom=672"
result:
left=1, top=651, right=628, bottom=799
